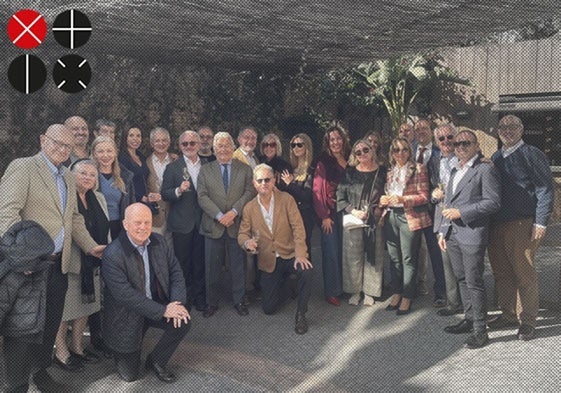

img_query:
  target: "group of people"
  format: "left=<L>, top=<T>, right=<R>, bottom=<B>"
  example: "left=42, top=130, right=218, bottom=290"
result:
left=0, top=113, right=554, bottom=391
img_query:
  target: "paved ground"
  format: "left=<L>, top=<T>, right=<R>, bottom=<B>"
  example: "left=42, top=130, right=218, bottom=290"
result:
left=2, top=228, right=561, bottom=392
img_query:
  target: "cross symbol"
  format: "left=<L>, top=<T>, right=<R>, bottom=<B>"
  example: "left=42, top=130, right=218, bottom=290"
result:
left=52, top=9, right=92, bottom=49
left=7, top=9, right=47, bottom=49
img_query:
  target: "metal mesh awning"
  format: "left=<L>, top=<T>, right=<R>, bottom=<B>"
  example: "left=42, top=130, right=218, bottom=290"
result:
left=2, top=0, right=560, bottom=69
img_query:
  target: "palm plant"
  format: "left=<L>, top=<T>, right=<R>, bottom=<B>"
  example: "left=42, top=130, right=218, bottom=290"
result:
left=355, top=53, right=470, bottom=135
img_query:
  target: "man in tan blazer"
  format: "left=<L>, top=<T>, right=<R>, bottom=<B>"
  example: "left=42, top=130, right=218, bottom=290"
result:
left=238, top=164, right=313, bottom=334
left=0, top=124, right=104, bottom=392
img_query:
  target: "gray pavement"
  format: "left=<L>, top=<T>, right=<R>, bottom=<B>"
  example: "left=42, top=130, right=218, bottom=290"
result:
left=2, top=228, right=561, bottom=392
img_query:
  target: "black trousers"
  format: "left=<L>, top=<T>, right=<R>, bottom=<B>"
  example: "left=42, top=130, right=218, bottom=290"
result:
left=172, top=229, right=206, bottom=307
left=113, top=317, right=190, bottom=382
left=4, top=262, right=68, bottom=392
left=260, top=257, right=312, bottom=315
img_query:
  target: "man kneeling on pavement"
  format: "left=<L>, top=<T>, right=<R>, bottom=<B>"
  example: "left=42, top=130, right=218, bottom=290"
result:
left=101, top=203, right=190, bottom=383
left=238, top=164, right=313, bottom=334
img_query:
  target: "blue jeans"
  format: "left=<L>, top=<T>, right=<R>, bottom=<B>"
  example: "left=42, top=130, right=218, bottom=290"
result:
left=320, top=215, right=343, bottom=297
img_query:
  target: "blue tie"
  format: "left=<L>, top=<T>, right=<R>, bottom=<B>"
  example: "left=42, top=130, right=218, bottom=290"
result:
left=222, top=164, right=229, bottom=193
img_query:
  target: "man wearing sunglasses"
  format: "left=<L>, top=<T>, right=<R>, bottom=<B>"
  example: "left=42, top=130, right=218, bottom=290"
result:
left=430, top=124, right=463, bottom=317
left=161, top=131, right=208, bottom=313
left=438, top=130, right=501, bottom=349
left=239, top=164, right=312, bottom=334
left=487, top=115, right=554, bottom=341
left=413, top=118, right=447, bottom=308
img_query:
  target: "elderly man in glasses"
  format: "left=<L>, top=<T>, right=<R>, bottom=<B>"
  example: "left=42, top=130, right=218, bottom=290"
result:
left=161, top=131, right=208, bottom=312
left=438, top=130, right=501, bottom=349
left=487, top=115, right=554, bottom=341
left=238, top=164, right=313, bottom=334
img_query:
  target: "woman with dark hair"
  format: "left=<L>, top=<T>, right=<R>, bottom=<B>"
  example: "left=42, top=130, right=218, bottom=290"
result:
left=312, top=125, right=351, bottom=306
left=337, top=140, right=386, bottom=306
left=281, top=133, right=315, bottom=255
left=54, top=160, right=110, bottom=371
left=364, top=131, right=388, bottom=166
left=379, top=137, right=431, bottom=315
left=91, top=136, right=135, bottom=239
left=118, top=126, right=161, bottom=208
left=258, top=133, right=292, bottom=191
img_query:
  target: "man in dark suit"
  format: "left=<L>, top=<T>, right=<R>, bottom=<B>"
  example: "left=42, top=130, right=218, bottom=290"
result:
left=161, top=130, right=207, bottom=311
left=102, top=203, right=190, bottom=383
left=438, top=130, right=501, bottom=349
left=413, top=118, right=446, bottom=307
left=238, top=164, right=313, bottom=334
left=0, top=124, right=104, bottom=392
left=197, top=132, right=256, bottom=317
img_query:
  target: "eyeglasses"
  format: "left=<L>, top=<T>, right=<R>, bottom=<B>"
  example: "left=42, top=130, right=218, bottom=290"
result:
left=262, top=142, right=277, bottom=148
left=45, top=135, right=72, bottom=150
left=392, top=147, right=409, bottom=153
left=256, top=178, right=272, bottom=184
left=354, top=147, right=370, bottom=156
left=453, top=140, right=474, bottom=148
left=438, top=135, right=454, bottom=142
left=181, top=141, right=198, bottom=147
left=291, top=142, right=304, bottom=149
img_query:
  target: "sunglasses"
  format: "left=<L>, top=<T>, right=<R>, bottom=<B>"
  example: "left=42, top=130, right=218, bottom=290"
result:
left=262, top=142, right=277, bottom=148
left=354, top=147, right=370, bottom=156
left=438, top=135, right=454, bottom=142
left=392, top=147, right=409, bottom=153
left=181, top=141, right=198, bottom=147
left=453, top=140, right=474, bottom=148
left=291, top=142, right=304, bottom=149
left=256, top=178, right=272, bottom=184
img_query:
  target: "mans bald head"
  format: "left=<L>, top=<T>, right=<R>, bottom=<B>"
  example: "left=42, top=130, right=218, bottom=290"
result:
left=41, top=124, right=73, bottom=167
left=123, top=203, right=153, bottom=245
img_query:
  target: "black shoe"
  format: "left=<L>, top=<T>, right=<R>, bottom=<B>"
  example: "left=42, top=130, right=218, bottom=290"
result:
left=146, top=355, right=176, bottom=383
left=437, top=308, right=463, bottom=317
left=53, top=354, right=84, bottom=372
left=203, top=305, right=218, bottom=318
left=517, top=324, right=536, bottom=341
left=70, top=349, right=101, bottom=364
left=396, top=299, right=412, bottom=316
left=433, top=298, right=447, bottom=308
left=33, top=369, right=70, bottom=392
left=444, top=319, right=473, bottom=334
left=241, top=294, right=251, bottom=306
left=385, top=297, right=401, bottom=311
left=464, top=330, right=489, bottom=349
left=194, top=302, right=207, bottom=312
left=487, top=315, right=519, bottom=330
left=234, top=302, right=249, bottom=316
left=295, top=312, right=308, bottom=335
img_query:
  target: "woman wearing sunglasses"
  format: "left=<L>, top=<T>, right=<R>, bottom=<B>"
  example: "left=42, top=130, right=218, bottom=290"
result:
left=258, top=133, right=292, bottom=191
left=379, top=137, right=431, bottom=315
left=313, top=125, right=351, bottom=306
left=336, top=140, right=386, bottom=306
left=281, top=133, right=315, bottom=256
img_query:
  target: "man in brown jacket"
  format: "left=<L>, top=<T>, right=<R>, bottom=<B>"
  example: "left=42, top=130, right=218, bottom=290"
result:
left=238, top=164, right=313, bottom=334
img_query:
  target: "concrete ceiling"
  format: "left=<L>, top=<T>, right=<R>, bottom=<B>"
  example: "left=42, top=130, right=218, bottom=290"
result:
left=3, top=0, right=560, bottom=70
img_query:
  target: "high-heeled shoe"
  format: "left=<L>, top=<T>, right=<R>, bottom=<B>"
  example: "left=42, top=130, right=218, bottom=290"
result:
left=396, top=299, right=413, bottom=315
left=53, top=354, right=84, bottom=372
left=385, top=296, right=401, bottom=311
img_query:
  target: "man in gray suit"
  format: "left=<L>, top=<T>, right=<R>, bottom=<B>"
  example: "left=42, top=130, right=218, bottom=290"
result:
left=161, top=130, right=207, bottom=311
left=438, top=130, right=501, bottom=349
left=0, top=124, right=104, bottom=392
left=197, top=132, right=255, bottom=317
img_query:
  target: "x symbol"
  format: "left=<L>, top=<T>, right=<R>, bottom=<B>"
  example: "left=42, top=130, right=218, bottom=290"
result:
left=12, top=14, right=43, bottom=44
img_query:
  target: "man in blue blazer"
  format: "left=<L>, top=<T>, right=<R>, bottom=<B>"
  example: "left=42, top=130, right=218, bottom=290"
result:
left=438, top=130, right=501, bottom=349
left=414, top=119, right=446, bottom=306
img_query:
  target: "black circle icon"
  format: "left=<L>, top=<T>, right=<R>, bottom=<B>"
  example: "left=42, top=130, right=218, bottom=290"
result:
left=52, top=54, right=91, bottom=93
left=52, top=9, right=92, bottom=49
left=8, top=55, right=47, bottom=94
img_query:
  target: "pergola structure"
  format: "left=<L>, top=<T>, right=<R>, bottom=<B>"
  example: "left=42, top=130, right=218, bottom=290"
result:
left=2, top=0, right=559, bottom=70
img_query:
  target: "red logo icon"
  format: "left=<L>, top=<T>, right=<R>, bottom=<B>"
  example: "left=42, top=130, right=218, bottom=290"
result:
left=7, top=9, right=47, bottom=49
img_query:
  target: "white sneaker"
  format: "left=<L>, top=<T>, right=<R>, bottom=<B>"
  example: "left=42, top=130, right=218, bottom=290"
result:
left=363, top=295, right=374, bottom=306
left=348, top=293, right=361, bottom=305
